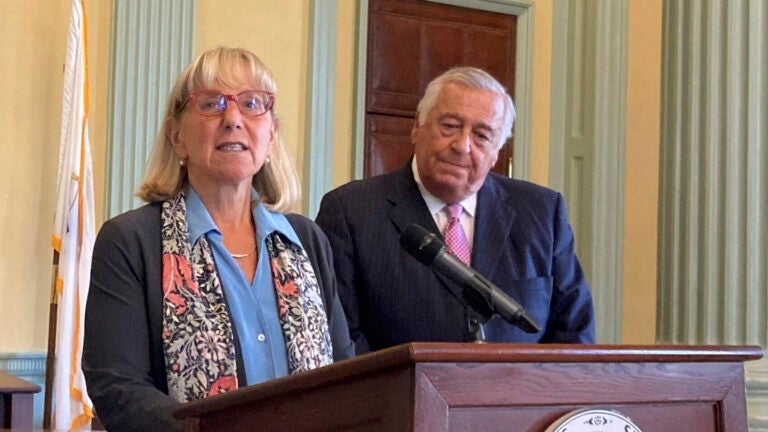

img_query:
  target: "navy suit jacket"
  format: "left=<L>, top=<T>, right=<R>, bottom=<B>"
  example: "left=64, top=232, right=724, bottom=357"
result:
left=316, top=164, right=595, bottom=354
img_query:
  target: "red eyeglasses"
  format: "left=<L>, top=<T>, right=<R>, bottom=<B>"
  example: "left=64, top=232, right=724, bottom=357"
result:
left=184, top=90, right=275, bottom=117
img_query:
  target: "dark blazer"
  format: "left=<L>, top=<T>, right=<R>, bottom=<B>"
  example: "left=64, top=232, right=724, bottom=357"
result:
left=315, top=164, right=595, bottom=354
left=83, top=202, right=354, bottom=432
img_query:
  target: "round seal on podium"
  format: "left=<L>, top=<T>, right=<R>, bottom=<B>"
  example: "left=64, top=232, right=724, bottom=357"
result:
left=545, top=408, right=644, bottom=432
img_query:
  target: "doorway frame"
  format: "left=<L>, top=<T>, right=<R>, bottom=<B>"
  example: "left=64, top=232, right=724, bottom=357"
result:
left=351, top=0, right=534, bottom=181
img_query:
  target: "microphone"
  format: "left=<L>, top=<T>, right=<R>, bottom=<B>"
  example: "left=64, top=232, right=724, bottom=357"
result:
left=400, top=224, right=541, bottom=334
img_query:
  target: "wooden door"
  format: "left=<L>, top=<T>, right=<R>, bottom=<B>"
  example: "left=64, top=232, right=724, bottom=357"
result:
left=364, top=0, right=517, bottom=178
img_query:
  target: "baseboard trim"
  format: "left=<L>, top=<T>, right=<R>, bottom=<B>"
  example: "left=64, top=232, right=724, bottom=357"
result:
left=0, top=351, right=47, bottom=376
left=747, top=357, right=768, bottom=432
left=0, top=351, right=47, bottom=428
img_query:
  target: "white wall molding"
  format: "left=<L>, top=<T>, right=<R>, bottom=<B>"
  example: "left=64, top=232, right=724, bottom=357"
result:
left=657, top=1, right=768, bottom=428
left=304, top=0, right=338, bottom=218
left=549, top=0, right=627, bottom=343
left=104, top=0, right=194, bottom=218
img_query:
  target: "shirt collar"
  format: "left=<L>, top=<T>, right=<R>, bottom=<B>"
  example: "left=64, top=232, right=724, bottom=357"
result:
left=252, top=194, right=301, bottom=245
left=185, top=186, right=218, bottom=244
left=411, top=157, right=477, bottom=218
left=185, top=186, right=301, bottom=246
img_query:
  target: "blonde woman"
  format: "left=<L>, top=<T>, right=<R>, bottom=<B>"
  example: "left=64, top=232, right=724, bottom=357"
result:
left=83, top=47, right=353, bottom=432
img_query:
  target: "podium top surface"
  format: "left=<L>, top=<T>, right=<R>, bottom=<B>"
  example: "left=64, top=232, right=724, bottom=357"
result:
left=396, top=342, right=764, bottom=363
left=174, top=342, right=763, bottom=420
left=0, top=371, right=41, bottom=394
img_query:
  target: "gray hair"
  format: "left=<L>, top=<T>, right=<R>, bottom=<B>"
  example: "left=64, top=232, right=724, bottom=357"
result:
left=416, top=67, right=516, bottom=147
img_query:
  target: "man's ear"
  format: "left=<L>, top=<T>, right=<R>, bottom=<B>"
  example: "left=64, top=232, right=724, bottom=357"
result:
left=410, top=115, right=421, bottom=144
left=489, top=151, right=499, bottom=168
left=166, top=118, right=187, bottom=159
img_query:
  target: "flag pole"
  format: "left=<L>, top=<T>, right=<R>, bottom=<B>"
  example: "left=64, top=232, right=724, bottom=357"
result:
left=43, top=250, right=60, bottom=429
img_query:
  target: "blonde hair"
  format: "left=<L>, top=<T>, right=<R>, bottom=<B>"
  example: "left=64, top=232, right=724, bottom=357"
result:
left=138, top=47, right=301, bottom=213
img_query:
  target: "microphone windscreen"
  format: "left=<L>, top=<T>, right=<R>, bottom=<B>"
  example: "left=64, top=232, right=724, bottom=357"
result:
left=399, top=224, right=444, bottom=266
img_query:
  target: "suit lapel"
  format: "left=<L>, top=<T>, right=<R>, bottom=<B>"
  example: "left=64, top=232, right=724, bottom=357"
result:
left=386, top=166, right=440, bottom=235
left=386, top=170, right=518, bottom=279
left=472, top=175, right=517, bottom=279
left=385, top=165, right=467, bottom=302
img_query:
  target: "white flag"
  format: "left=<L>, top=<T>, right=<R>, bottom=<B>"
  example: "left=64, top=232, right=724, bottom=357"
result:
left=51, top=0, right=95, bottom=429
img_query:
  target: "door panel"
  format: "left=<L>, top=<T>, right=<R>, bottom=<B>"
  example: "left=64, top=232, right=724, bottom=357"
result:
left=365, top=115, right=416, bottom=176
left=364, top=0, right=517, bottom=178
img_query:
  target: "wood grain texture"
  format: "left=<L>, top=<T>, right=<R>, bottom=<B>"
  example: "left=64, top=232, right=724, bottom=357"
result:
left=363, top=0, right=516, bottom=178
left=175, top=343, right=763, bottom=432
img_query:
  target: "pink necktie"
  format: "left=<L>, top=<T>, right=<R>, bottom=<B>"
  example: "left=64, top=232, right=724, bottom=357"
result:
left=444, top=203, right=471, bottom=264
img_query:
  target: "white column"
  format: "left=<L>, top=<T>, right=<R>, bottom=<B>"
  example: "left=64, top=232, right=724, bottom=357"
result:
left=658, top=1, right=768, bottom=429
left=104, top=0, right=194, bottom=217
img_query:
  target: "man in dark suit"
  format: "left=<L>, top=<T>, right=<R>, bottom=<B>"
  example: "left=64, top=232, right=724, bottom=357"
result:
left=316, top=67, right=595, bottom=354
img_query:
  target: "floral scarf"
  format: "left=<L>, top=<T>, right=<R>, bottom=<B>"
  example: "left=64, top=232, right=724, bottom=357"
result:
left=160, top=191, right=333, bottom=402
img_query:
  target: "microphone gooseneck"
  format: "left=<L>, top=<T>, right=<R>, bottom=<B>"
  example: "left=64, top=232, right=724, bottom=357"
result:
left=399, top=224, right=541, bottom=334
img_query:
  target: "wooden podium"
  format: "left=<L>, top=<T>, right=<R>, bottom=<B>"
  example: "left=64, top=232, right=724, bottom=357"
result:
left=174, top=343, right=763, bottom=432
left=0, top=371, right=41, bottom=429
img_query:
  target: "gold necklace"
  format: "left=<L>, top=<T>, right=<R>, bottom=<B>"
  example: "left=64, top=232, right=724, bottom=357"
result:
left=230, top=244, right=256, bottom=259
